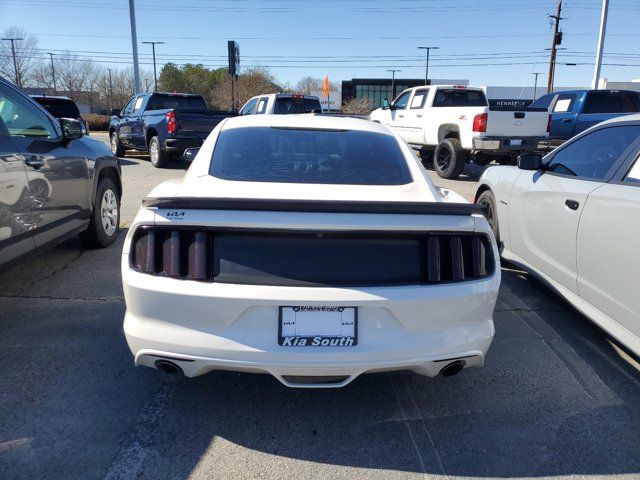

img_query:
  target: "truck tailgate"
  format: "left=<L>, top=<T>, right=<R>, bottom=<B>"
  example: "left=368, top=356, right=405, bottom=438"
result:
left=486, top=107, right=548, bottom=137
left=175, top=110, right=237, bottom=137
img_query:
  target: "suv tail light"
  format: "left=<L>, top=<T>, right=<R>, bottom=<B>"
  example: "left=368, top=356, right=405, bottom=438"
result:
left=472, top=113, right=488, bottom=132
left=166, top=111, right=177, bottom=134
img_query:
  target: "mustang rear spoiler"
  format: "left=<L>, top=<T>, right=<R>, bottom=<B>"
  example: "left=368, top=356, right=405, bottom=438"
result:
left=142, top=197, right=486, bottom=216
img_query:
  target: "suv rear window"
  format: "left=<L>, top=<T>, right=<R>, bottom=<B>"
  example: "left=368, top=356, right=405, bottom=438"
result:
left=432, top=89, right=488, bottom=107
left=209, top=127, right=412, bottom=185
left=274, top=97, right=321, bottom=114
left=33, top=97, right=80, bottom=118
left=583, top=91, right=640, bottom=114
left=146, top=94, right=207, bottom=111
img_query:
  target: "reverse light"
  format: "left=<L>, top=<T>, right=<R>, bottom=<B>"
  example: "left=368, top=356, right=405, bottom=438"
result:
left=472, top=113, right=488, bottom=132
left=166, top=111, right=177, bottom=134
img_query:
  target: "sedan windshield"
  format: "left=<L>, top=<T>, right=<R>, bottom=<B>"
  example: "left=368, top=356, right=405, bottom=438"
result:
left=209, top=126, right=412, bottom=185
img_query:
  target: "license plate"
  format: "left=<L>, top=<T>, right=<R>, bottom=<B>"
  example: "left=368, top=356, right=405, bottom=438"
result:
left=510, top=139, right=522, bottom=146
left=279, top=306, right=357, bottom=347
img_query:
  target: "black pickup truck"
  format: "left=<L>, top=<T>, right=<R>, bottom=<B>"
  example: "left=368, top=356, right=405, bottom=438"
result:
left=108, top=92, right=235, bottom=167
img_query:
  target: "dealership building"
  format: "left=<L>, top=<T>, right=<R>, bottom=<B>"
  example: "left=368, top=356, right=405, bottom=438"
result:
left=339, top=78, right=620, bottom=109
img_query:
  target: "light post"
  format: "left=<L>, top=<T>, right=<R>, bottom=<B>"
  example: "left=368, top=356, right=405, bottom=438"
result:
left=47, top=52, right=57, bottom=94
left=107, top=68, right=114, bottom=111
left=531, top=72, right=543, bottom=101
left=142, top=41, right=164, bottom=91
left=417, top=46, right=439, bottom=85
left=1, top=37, right=23, bottom=87
left=386, top=69, right=401, bottom=99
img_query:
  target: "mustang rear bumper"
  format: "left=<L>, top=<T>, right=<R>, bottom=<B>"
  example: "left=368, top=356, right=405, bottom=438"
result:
left=123, top=266, right=500, bottom=388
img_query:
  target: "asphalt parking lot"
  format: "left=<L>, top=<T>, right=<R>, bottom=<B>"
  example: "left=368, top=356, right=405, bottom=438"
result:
left=1, top=133, right=639, bottom=480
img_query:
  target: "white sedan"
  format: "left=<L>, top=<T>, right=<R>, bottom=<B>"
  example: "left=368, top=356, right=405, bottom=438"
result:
left=122, top=114, right=500, bottom=388
left=475, top=114, right=640, bottom=356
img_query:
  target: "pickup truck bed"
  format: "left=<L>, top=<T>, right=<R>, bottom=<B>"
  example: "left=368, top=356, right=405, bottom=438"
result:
left=109, top=92, right=236, bottom=168
left=370, top=86, right=550, bottom=179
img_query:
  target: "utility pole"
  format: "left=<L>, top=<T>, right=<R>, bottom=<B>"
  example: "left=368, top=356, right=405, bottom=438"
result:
left=531, top=72, right=542, bottom=101
left=47, top=52, right=57, bottom=94
left=142, top=41, right=164, bottom=91
left=591, top=0, right=609, bottom=89
left=386, top=69, right=401, bottom=99
left=547, top=0, right=563, bottom=93
left=128, top=0, right=141, bottom=93
left=418, top=46, right=439, bottom=85
left=107, top=68, right=114, bottom=111
left=1, top=37, right=23, bottom=87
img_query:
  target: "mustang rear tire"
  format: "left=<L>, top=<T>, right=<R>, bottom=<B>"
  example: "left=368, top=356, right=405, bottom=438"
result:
left=434, top=138, right=467, bottom=179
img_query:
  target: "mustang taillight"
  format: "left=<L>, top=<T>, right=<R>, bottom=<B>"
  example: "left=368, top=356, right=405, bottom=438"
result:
left=166, top=111, right=177, bottom=134
left=132, top=228, right=210, bottom=280
left=130, top=227, right=493, bottom=284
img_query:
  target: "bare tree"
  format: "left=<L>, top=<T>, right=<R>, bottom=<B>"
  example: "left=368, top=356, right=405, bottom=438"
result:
left=211, top=67, right=283, bottom=110
left=294, top=76, right=341, bottom=95
left=0, top=26, right=41, bottom=87
left=341, top=97, right=374, bottom=115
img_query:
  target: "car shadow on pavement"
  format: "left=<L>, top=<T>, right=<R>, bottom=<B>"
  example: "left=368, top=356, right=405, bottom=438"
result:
left=120, top=152, right=189, bottom=170
left=1, top=237, right=639, bottom=479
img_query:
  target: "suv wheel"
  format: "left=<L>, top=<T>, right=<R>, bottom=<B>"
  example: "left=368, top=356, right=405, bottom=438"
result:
left=434, top=138, right=467, bottom=179
left=80, top=177, right=120, bottom=248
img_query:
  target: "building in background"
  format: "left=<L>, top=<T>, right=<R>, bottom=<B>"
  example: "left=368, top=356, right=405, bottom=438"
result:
left=341, top=78, right=469, bottom=108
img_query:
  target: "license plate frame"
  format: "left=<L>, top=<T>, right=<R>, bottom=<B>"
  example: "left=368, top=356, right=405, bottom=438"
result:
left=510, top=138, right=523, bottom=147
left=278, top=306, right=358, bottom=347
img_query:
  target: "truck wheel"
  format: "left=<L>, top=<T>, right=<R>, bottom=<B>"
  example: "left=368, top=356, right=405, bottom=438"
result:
left=473, top=152, right=493, bottom=167
left=110, top=132, right=125, bottom=157
left=419, top=147, right=433, bottom=166
left=476, top=190, right=500, bottom=245
left=434, top=138, right=467, bottom=179
left=149, top=136, right=170, bottom=168
left=80, top=177, right=120, bottom=248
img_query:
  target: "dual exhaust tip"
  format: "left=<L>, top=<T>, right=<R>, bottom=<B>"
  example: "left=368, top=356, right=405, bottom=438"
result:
left=154, top=358, right=467, bottom=379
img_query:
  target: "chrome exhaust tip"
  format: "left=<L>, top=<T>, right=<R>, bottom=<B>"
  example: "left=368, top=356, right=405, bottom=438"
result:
left=439, top=360, right=466, bottom=377
left=154, top=359, right=184, bottom=376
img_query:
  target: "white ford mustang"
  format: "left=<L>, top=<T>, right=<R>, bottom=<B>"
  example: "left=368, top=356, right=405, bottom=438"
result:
left=475, top=114, right=640, bottom=357
left=122, top=114, right=500, bottom=388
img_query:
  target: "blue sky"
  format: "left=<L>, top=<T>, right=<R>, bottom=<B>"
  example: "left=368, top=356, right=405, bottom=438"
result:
left=2, top=0, right=639, bottom=89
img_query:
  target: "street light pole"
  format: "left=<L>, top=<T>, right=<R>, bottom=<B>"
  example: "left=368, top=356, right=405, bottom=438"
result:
left=107, top=68, right=114, bottom=111
left=128, top=0, right=141, bottom=93
left=142, top=41, right=164, bottom=91
left=1, top=37, right=23, bottom=87
left=531, top=72, right=542, bottom=101
left=591, top=0, right=609, bottom=89
left=386, top=69, right=401, bottom=99
left=47, top=52, right=57, bottom=94
left=417, top=46, right=439, bottom=86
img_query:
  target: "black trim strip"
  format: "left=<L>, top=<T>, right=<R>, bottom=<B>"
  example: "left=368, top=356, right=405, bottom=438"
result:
left=433, top=355, right=478, bottom=363
left=142, top=197, right=485, bottom=216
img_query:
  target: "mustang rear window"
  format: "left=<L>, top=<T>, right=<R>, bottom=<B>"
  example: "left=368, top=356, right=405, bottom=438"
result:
left=209, top=127, right=412, bottom=185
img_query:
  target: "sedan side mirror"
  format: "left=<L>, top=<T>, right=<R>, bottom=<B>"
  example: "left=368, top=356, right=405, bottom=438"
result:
left=517, top=153, right=543, bottom=170
left=60, top=118, right=84, bottom=140
left=183, top=147, right=200, bottom=162
left=109, top=108, right=121, bottom=117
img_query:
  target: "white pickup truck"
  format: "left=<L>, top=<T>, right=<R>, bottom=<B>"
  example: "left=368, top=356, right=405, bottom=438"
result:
left=370, top=85, right=550, bottom=179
